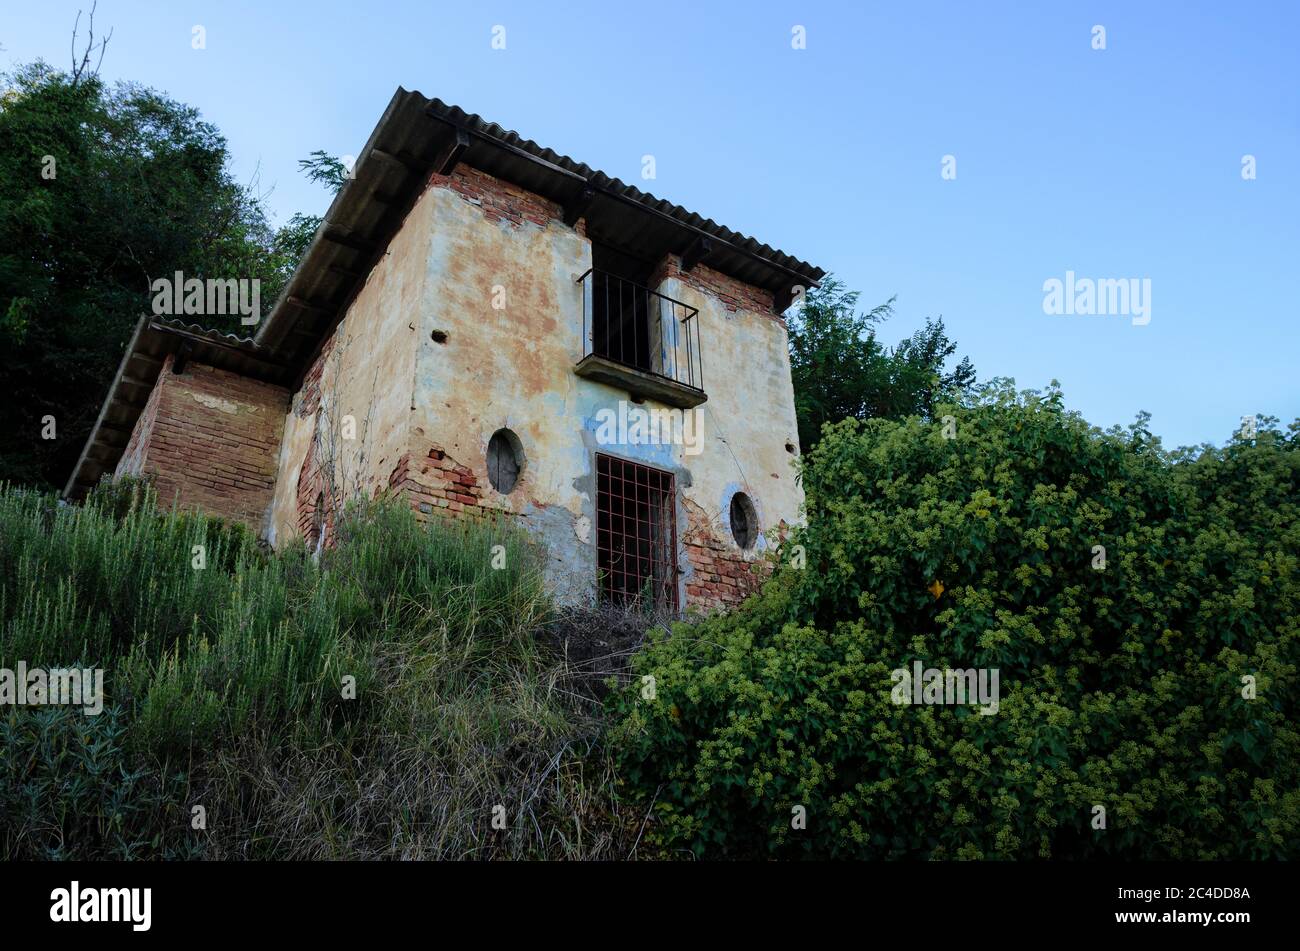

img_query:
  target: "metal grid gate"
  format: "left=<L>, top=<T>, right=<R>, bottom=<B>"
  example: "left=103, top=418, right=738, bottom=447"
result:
left=595, top=453, right=678, bottom=611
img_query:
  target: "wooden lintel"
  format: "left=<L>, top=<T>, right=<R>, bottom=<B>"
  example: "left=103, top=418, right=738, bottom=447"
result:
left=432, top=128, right=471, bottom=176
left=563, top=185, right=596, bottom=227
left=681, top=236, right=714, bottom=273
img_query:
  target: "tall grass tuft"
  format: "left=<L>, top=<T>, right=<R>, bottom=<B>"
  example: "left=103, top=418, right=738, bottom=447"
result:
left=0, top=482, right=641, bottom=859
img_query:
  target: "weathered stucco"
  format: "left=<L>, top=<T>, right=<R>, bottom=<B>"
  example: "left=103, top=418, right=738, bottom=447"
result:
left=266, top=164, right=805, bottom=611
left=405, top=169, right=597, bottom=601
left=266, top=177, right=434, bottom=547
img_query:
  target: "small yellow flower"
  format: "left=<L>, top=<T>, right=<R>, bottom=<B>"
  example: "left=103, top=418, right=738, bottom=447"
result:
left=928, top=580, right=945, bottom=599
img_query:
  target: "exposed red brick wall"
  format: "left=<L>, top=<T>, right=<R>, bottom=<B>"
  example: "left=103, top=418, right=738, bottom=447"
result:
left=294, top=437, right=330, bottom=548
left=651, top=254, right=779, bottom=320
left=116, top=367, right=165, bottom=476
left=681, top=499, right=776, bottom=613
left=295, top=335, right=332, bottom=420
left=290, top=337, right=334, bottom=546
left=115, top=354, right=289, bottom=530
left=387, top=444, right=492, bottom=520
left=427, top=166, right=564, bottom=230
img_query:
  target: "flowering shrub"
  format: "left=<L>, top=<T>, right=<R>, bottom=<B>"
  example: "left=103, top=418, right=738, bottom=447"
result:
left=609, top=384, right=1300, bottom=858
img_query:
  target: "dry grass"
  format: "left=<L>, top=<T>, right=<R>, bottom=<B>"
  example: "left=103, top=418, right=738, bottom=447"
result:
left=1, top=485, right=653, bottom=860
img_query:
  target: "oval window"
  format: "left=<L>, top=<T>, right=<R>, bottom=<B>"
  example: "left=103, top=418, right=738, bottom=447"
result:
left=486, top=428, right=524, bottom=494
left=729, top=492, right=758, bottom=550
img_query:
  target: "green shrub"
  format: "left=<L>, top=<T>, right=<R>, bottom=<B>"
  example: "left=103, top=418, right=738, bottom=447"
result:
left=196, top=497, right=636, bottom=860
left=0, top=703, right=198, bottom=860
left=0, top=479, right=342, bottom=756
left=84, top=473, right=157, bottom=522
left=0, top=485, right=634, bottom=859
left=608, top=383, right=1300, bottom=859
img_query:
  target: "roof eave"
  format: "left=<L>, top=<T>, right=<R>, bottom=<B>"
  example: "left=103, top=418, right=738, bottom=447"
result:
left=62, top=319, right=287, bottom=499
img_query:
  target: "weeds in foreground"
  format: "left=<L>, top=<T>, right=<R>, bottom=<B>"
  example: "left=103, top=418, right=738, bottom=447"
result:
left=0, top=482, right=648, bottom=859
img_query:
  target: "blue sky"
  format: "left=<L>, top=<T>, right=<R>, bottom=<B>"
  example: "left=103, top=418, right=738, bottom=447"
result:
left=3, top=0, right=1296, bottom=449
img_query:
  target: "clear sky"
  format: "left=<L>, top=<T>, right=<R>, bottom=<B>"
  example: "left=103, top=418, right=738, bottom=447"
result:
left=3, top=0, right=1296, bottom=449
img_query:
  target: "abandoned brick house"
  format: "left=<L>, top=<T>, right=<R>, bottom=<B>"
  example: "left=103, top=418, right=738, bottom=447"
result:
left=64, top=89, right=826, bottom=613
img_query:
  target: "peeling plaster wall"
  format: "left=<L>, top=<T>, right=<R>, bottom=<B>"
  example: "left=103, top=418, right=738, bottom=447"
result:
left=402, top=169, right=598, bottom=602
left=267, top=164, right=805, bottom=612
left=265, top=180, right=432, bottom=546
left=400, top=169, right=804, bottom=610
left=653, top=257, right=805, bottom=610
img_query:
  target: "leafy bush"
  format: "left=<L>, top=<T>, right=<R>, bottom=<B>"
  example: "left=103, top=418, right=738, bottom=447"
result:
left=0, top=488, right=636, bottom=859
left=0, top=703, right=198, bottom=860
left=608, top=383, right=1300, bottom=859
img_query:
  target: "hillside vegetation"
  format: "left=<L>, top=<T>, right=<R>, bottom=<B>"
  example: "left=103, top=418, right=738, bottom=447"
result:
left=3, top=384, right=1297, bottom=860
left=608, top=384, right=1300, bottom=859
left=0, top=482, right=636, bottom=859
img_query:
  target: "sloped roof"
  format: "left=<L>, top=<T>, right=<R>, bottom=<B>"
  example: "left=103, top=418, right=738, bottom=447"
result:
left=63, top=318, right=289, bottom=498
left=66, top=89, right=826, bottom=499
left=254, top=88, right=826, bottom=373
left=421, top=97, right=824, bottom=284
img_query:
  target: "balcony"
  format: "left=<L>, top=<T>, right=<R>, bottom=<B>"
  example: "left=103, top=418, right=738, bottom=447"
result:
left=575, top=268, right=706, bottom=408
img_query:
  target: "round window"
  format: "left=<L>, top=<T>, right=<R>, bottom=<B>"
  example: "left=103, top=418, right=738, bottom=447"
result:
left=729, top=492, right=758, bottom=550
left=486, top=429, right=524, bottom=494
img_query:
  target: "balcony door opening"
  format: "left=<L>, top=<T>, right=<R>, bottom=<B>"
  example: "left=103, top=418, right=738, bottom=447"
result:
left=596, top=453, right=677, bottom=612
left=590, top=244, right=657, bottom=373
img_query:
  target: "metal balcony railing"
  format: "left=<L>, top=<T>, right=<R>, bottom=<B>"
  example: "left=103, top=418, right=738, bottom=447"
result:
left=577, top=268, right=704, bottom=393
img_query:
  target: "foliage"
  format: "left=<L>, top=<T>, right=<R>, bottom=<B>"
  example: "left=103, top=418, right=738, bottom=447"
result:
left=788, top=276, right=975, bottom=451
left=0, top=704, right=198, bottom=860
left=608, top=384, right=1300, bottom=859
left=0, top=61, right=332, bottom=489
left=266, top=151, right=351, bottom=268
left=0, top=489, right=637, bottom=859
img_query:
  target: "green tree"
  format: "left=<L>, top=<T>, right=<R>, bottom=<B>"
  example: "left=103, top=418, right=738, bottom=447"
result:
left=265, top=150, right=349, bottom=268
left=0, top=61, right=299, bottom=488
left=788, top=276, right=975, bottom=451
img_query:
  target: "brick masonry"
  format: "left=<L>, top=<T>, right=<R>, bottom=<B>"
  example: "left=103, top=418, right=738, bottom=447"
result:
left=427, top=166, right=567, bottom=232
left=651, top=253, right=780, bottom=320
left=115, top=354, right=290, bottom=529
left=681, top=498, right=774, bottom=613
left=291, top=337, right=332, bottom=547
left=386, top=444, right=491, bottom=520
